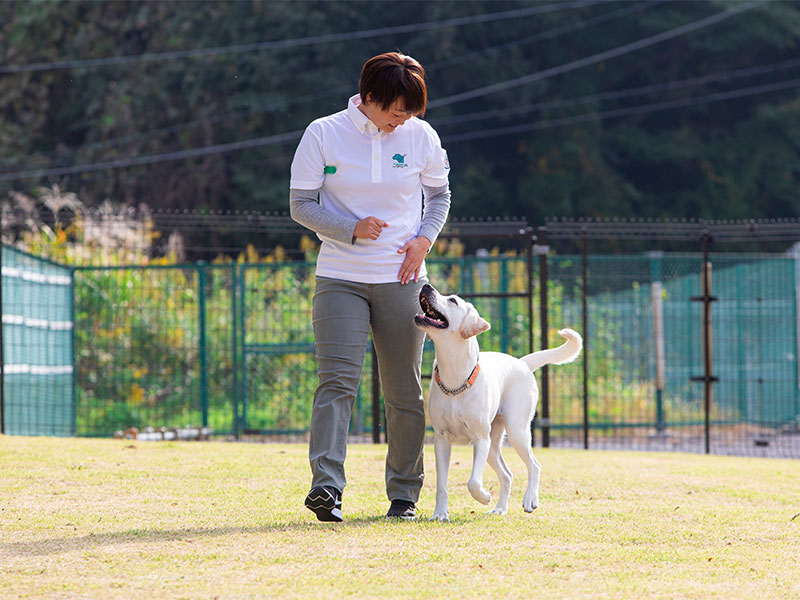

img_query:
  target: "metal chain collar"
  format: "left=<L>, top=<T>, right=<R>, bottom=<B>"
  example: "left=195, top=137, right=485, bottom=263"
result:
left=434, top=362, right=480, bottom=396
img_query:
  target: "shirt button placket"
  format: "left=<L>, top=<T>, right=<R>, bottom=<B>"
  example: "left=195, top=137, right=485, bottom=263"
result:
left=371, top=133, right=381, bottom=183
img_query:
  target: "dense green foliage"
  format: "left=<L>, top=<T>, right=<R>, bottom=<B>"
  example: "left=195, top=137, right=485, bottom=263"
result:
left=1, top=0, right=799, bottom=221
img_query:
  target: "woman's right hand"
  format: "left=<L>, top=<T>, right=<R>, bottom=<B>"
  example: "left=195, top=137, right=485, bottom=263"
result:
left=353, top=216, right=389, bottom=240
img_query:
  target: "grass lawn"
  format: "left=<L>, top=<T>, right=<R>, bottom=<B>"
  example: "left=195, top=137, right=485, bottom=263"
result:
left=1, top=435, right=798, bottom=599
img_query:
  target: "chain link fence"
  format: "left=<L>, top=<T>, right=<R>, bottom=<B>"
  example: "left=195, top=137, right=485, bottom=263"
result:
left=544, top=252, right=799, bottom=456
left=2, top=206, right=799, bottom=457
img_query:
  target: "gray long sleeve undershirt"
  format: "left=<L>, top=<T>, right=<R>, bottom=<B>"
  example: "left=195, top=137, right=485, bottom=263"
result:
left=289, top=184, right=451, bottom=246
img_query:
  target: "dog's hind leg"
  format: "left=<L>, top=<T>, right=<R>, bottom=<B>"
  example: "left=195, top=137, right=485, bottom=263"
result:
left=506, top=424, right=541, bottom=512
left=467, top=438, right=492, bottom=505
left=487, top=418, right=512, bottom=515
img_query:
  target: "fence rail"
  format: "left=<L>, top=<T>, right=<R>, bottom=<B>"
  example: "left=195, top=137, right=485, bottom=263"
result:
left=2, top=212, right=799, bottom=458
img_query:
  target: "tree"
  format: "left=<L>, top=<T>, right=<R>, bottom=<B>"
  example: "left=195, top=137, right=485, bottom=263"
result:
left=1, top=0, right=799, bottom=225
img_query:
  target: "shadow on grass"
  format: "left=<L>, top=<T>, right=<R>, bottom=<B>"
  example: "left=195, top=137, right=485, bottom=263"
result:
left=2, top=515, right=457, bottom=557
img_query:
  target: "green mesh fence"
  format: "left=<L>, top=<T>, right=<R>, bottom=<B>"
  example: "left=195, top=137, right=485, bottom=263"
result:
left=425, top=255, right=534, bottom=356
left=66, top=257, right=534, bottom=438
left=546, top=253, right=799, bottom=454
left=3, top=247, right=798, bottom=456
left=238, top=261, right=320, bottom=436
left=236, top=256, right=534, bottom=438
left=712, top=256, right=799, bottom=426
left=1, top=245, right=74, bottom=436
left=72, top=264, right=237, bottom=436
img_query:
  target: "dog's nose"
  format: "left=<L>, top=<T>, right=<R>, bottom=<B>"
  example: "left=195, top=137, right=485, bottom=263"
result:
left=421, top=283, right=433, bottom=294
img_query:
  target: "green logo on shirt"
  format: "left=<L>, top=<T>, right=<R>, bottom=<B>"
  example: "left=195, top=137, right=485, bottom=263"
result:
left=392, top=153, right=408, bottom=168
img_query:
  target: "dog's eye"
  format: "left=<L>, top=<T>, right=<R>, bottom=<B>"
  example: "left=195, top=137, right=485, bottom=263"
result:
left=448, top=298, right=458, bottom=304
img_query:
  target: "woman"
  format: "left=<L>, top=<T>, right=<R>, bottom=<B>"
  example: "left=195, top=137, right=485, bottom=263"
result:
left=289, top=52, right=451, bottom=521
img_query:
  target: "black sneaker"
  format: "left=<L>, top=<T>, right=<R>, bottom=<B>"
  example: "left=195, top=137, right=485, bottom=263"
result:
left=305, top=486, right=343, bottom=522
left=386, top=499, right=417, bottom=520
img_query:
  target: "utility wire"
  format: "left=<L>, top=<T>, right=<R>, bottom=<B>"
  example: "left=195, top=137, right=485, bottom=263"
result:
left=0, top=0, right=633, bottom=164
left=13, top=50, right=796, bottom=173
left=30, top=152, right=296, bottom=188
left=428, top=0, right=771, bottom=109
left=3, top=74, right=798, bottom=183
left=0, top=83, right=352, bottom=164
left=0, top=130, right=303, bottom=182
left=0, top=0, right=782, bottom=182
left=431, top=55, right=800, bottom=128
left=440, top=76, right=800, bottom=144
left=14, top=49, right=799, bottom=167
left=0, top=0, right=601, bottom=75
left=427, top=0, right=661, bottom=72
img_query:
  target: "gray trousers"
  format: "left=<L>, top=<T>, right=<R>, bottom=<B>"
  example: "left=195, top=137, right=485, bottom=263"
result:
left=309, top=275, right=428, bottom=502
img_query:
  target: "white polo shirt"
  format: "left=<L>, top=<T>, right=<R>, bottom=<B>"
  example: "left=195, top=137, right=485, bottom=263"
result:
left=290, top=94, right=450, bottom=283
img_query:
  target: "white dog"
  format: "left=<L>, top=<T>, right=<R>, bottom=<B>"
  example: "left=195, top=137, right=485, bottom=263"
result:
left=414, top=283, right=582, bottom=521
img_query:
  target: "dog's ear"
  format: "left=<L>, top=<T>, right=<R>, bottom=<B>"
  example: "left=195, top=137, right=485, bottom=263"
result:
left=459, top=306, right=490, bottom=339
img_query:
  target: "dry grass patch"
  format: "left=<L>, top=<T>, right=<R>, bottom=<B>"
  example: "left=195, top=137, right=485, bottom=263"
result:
left=1, top=435, right=798, bottom=599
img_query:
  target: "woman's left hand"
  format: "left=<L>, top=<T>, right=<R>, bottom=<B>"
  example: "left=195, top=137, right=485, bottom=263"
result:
left=397, top=236, right=432, bottom=284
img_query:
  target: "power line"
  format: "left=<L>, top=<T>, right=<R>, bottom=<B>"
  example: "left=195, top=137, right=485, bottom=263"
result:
left=0, top=0, right=785, bottom=184
left=428, top=0, right=771, bottom=109
left=40, top=152, right=297, bottom=189
left=0, top=83, right=352, bottom=165
left=0, top=130, right=303, bottom=182
left=18, top=52, right=797, bottom=181
left=3, top=74, right=798, bottom=184
left=441, top=76, right=800, bottom=144
left=0, top=0, right=601, bottom=75
left=431, top=55, right=800, bottom=128
left=427, top=0, right=662, bottom=72
left=0, top=0, right=634, bottom=165
left=8, top=49, right=799, bottom=168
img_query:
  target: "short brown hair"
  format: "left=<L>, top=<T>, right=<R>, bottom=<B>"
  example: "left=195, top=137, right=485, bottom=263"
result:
left=359, top=52, right=427, bottom=117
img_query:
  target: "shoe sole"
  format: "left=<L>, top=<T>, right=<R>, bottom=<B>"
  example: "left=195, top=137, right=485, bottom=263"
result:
left=386, top=514, right=417, bottom=521
left=386, top=509, right=417, bottom=520
left=305, top=488, right=343, bottom=522
left=387, top=501, right=417, bottom=520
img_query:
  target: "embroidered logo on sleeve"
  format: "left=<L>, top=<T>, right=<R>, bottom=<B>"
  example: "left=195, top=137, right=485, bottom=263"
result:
left=392, top=153, right=408, bottom=168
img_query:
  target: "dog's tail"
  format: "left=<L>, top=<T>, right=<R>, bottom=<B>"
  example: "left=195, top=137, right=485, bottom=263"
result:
left=520, top=328, right=582, bottom=372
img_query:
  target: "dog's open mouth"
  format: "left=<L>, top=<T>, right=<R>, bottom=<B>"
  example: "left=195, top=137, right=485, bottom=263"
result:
left=415, top=291, right=449, bottom=329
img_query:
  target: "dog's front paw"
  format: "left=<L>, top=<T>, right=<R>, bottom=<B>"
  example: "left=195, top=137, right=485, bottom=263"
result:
left=522, top=491, right=539, bottom=513
left=467, top=480, right=491, bottom=505
left=429, top=511, right=450, bottom=523
left=488, top=506, right=508, bottom=516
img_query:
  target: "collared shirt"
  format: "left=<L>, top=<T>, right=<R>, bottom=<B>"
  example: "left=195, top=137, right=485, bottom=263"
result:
left=290, top=94, right=450, bottom=283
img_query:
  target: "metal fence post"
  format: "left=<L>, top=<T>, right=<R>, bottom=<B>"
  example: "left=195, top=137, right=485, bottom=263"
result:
left=691, top=233, right=717, bottom=454
left=197, top=264, right=209, bottom=428
left=536, top=228, right=550, bottom=448
left=526, top=233, right=535, bottom=358
left=701, top=242, right=715, bottom=455
left=500, top=259, right=509, bottom=353
left=581, top=231, right=589, bottom=450
left=527, top=233, right=535, bottom=445
left=70, top=267, right=77, bottom=436
left=231, top=263, right=240, bottom=440
left=238, top=263, right=247, bottom=435
left=648, top=251, right=666, bottom=432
